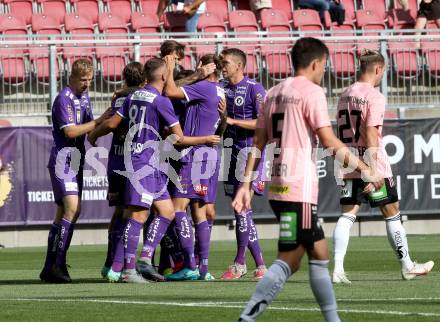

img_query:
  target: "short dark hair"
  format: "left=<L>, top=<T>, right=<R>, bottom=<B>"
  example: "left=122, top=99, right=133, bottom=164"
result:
left=175, top=69, right=194, bottom=81
left=291, top=37, right=329, bottom=70
left=221, top=48, right=247, bottom=67
left=160, top=40, right=185, bottom=59
left=123, top=62, right=145, bottom=87
left=144, top=58, right=166, bottom=82
left=199, top=54, right=222, bottom=77
left=359, top=49, right=385, bottom=73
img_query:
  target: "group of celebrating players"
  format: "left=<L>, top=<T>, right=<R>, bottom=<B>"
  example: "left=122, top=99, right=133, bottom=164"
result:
left=39, top=37, right=434, bottom=322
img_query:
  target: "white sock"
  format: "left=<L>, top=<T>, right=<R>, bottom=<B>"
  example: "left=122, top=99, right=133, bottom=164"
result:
left=333, top=213, right=356, bottom=273
left=309, top=260, right=341, bottom=322
left=385, top=213, right=413, bottom=271
left=239, top=259, right=291, bottom=322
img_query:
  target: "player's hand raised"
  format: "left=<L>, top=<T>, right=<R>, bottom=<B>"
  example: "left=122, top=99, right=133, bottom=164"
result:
left=164, top=55, right=176, bottom=72
left=232, top=185, right=252, bottom=214
left=198, top=62, right=216, bottom=78
left=206, top=135, right=221, bottom=145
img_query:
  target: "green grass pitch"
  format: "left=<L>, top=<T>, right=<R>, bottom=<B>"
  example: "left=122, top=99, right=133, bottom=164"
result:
left=0, top=235, right=439, bottom=321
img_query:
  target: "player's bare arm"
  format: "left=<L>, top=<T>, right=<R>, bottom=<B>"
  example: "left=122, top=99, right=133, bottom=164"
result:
left=87, top=114, right=123, bottom=146
left=175, top=62, right=216, bottom=87
left=168, top=123, right=220, bottom=146
left=164, top=55, right=186, bottom=99
left=316, top=126, right=384, bottom=190
left=226, top=117, right=257, bottom=130
left=63, top=108, right=110, bottom=140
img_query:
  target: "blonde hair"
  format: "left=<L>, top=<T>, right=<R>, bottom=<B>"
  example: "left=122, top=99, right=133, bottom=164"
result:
left=359, top=49, right=385, bottom=73
left=71, top=58, right=93, bottom=78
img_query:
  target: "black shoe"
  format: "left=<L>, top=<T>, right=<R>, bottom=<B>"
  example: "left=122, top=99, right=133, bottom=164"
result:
left=39, top=265, right=71, bottom=284
left=60, top=264, right=72, bottom=283
left=136, top=261, right=165, bottom=282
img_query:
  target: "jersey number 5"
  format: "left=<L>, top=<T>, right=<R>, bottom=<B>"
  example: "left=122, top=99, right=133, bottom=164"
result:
left=338, top=109, right=361, bottom=143
left=272, top=112, right=284, bottom=149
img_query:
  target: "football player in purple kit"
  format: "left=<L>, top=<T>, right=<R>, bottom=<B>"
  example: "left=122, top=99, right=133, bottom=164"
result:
left=164, top=54, right=225, bottom=281
left=88, top=62, right=146, bottom=279
left=88, top=58, right=220, bottom=283
left=219, top=48, right=268, bottom=280
left=40, top=58, right=110, bottom=283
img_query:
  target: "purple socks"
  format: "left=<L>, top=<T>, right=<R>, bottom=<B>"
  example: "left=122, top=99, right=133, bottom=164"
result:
left=195, top=220, right=211, bottom=276
left=140, top=215, right=172, bottom=262
left=247, top=210, right=265, bottom=267
left=234, top=212, right=249, bottom=265
left=55, top=218, right=74, bottom=268
left=175, top=211, right=196, bottom=270
left=44, top=223, right=60, bottom=270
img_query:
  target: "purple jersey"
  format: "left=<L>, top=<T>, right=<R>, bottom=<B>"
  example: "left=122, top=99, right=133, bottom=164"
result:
left=116, top=85, right=179, bottom=170
left=180, top=80, right=224, bottom=162
left=108, top=95, right=129, bottom=173
left=223, top=76, right=266, bottom=149
left=47, top=86, right=93, bottom=168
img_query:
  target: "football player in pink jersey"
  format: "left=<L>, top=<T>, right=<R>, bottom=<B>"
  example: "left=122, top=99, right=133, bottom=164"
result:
left=332, top=50, right=434, bottom=284
left=233, top=38, right=384, bottom=322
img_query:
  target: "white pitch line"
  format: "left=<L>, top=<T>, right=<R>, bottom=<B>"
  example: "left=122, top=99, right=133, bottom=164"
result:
left=1, top=298, right=440, bottom=317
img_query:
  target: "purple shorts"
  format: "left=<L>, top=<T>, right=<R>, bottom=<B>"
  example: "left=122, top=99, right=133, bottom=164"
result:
left=124, top=169, right=170, bottom=209
left=170, top=160, right=219, bottom=204
left=48, top=167, right=83, bottom=205
left=224, top=153, right=266, bottom=198
left=107, top=171, right=126, bottom=207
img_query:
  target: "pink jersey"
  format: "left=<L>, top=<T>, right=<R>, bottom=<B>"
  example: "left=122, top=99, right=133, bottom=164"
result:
left=337, top=82, right=392, bottom=179
left=257, top=76, right=331, bottom=204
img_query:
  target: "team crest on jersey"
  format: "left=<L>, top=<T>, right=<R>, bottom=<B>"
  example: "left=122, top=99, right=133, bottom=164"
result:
left=256, top=180, right=265, bottom=192
left=234, top=96, right=244, bottom=106
left=194, top=184, right=208, bottom=196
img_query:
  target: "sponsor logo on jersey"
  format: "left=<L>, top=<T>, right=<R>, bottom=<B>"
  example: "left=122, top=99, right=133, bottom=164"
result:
left=114, top=97, right=125, bottom=108
left=133, top=90, right=157, bottom=103
left=269, top=184, right=289, bottom=194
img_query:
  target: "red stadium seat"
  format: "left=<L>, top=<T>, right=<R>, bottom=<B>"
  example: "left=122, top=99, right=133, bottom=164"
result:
left=272, top=0, right=293, bottom=22
left=198, top=12, right=226, bottom=33
left=131, top=11, right=160, bottom=32
left=362, top=0, right=387, bottom=21
left=131, top=12, right=161, bottom=62
left=163, top=12, right=187, bottom=32
left=64, top=14, right=95, bottom=64
left=421, top=37, right=440, bottom=78
left=70, top=0, right=101, bottom=24
left=260, top=9, right=290, bottom=31
left=137, top=0, right=160, bottom=13
left=0, top=119, right=13, bottom=127
left=3, top=0, right=34, bottom=25
left=37, top=0, right=67, bottom=25
left=260, top=9, right=291, bottom=56
left=388, top=40, right=420, bottom=79
left=97, top=13, right=128, bottom=83
left=264, top=52, right=292, bottom=79
left=0, top=49, right=27, bottom=84
left=326, top=25, right=357, bottom=79
left=229, top=11, right=259, bottom=52
left=355, top=9, right=387, bottom=52
left=206, top=0, right=229, bottom=22
left=103, top=0, right=133, bottom=24
left=0, top=14, right=28, bottom=37
left=292, top=9, right=323, bottom=36
left=29, top=14, right=62, bottom=83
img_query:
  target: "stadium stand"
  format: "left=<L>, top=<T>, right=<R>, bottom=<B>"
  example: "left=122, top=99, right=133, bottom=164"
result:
left=292, top=9, right=324, bottom=36
left=206, top=0, right=229, bottom=23
left=103, top=0, right=133, bottom=24
left=3, top=0, right=34, bottom=25
left=362, top=0, right=388, bottom=22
